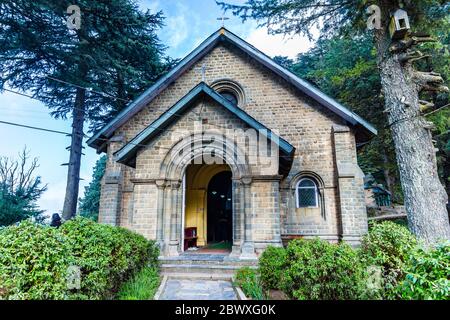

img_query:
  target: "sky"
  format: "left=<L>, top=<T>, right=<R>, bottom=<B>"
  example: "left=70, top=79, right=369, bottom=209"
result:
left=0, top=0, right=315, bottom=215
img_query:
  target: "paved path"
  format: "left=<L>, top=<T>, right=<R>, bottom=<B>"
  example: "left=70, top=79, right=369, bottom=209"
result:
left=158, top=279, right=237, bottom=300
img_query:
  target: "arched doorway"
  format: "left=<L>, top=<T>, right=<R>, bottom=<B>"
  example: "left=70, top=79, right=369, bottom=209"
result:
left=207, top=171, right=233, bottom=244
left=184, top=164, right=233, bottom=251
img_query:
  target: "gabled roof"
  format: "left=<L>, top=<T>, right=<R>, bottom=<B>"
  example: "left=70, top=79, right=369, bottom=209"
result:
left=87, top=27, right=377, bottom=151
left=114, top=82, right=295, bottom=166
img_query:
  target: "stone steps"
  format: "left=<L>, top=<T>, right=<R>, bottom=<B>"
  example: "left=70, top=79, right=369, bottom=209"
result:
left=159, top=254, right=257, bottom=278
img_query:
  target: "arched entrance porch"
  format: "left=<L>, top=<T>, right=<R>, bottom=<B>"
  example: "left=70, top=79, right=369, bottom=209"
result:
left=184, top=164, right=233, bottom=252
left=158, top=132, right=255, bottom=258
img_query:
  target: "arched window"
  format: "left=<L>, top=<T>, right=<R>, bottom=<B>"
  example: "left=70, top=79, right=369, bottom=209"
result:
left=211, top=79, right=245, bottom=106
left=296, top=178, right=319, bottom=208
left=220, top=90, right=238, bottom=105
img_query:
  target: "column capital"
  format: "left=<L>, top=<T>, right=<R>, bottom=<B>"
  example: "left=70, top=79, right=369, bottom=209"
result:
left=168, top=179, right=182, bottom=189
left=155, top=179, right=166, bottom=189
left=241, top=176, right=252, bottom=186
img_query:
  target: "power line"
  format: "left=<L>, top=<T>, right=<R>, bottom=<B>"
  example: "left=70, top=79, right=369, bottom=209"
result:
left=0, top=120, right=72, bottom=136
left=0, top=119, right=292, bottom=158
left=2, top=89, right=290, bottom=156
left=46, top=76, right=130, bottom=102
left=2, top=86, right=231, bottom=135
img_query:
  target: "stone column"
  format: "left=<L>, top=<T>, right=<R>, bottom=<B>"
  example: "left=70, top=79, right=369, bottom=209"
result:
left=240, top=177, right=257, bottom=260
left=167, top=180, right=181, bottom=256
left=270, top=178, right=283, bottom=246
left=155, top=179, right=166, bottom=253
left=333, top=124, right=368, bottom=246
left=98, top=134, right=124, bottom=226
left=228, top=179, right=242, bottom=259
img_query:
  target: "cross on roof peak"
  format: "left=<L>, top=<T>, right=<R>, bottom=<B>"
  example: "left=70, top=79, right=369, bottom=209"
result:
left=217, top=13, right=230, bottom=27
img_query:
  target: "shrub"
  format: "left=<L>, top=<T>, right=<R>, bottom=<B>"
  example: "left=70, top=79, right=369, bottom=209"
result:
left=0, top=221, right=72, bottom=299
left=117, top=266, right=160, bottom=300
left=258, top=246, right=286, bottom=290
left=234, top=267, right=264, bottom=300
left=361, top=221, right=417, bottom=297
left=281, top=238, right=368, bottom=300
left=395, top=242, right=450, bottom=300
left=60, top=217, right=158, bottom=299
left=0, top=217, right=158, bottom=300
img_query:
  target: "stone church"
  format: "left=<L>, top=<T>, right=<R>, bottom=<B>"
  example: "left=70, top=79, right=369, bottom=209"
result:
left=88, top=28, right=377, bottom=259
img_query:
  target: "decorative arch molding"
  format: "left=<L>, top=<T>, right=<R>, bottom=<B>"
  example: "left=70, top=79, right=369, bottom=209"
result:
left=289, top=171, right=326, bottom=220
left=211, top=79, right=246, bottom=106
left=159, top=131, right=251, bottom=182
left=157, top=131, right=252, bottom=256
left=289, top=171, right=325, bottom=190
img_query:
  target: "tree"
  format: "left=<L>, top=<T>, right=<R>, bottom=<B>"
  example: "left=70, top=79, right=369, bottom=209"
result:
left=78, top=155, right=106, bottom=221
left=0, top=1, right=170, bottom=221
left=0, top=148, right=47, bottom=226
left=218, top=0, right=450, bottom=244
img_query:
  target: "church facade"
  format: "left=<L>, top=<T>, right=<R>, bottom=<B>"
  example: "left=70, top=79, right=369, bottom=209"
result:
left=88, top=28, right=377, bottom=259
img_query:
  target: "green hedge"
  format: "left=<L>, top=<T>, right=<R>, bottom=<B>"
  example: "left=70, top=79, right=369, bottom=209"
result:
left=280, top=239, right=369, bottom=300
left=361, top=221, right=417, bottom=298
left=253, top=222, right=449, bottom=300
left=395, top=241, right=450, bottom=300
left=258, top=246, right=286, bottom=290
left=0, top=217, right=158, bottom=300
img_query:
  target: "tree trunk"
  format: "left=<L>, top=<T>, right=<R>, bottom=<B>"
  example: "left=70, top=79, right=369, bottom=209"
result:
left=62, top=87, right=86, bottom=220
left=375, top=3, right=450, bottom=245
left=382, top=151, right=395, bottom=203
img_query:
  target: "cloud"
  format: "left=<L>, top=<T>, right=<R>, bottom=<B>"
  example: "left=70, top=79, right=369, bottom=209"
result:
left=245, top=27, right=314, bottom=59
left=138, top=0, right=161, bottom=13
left=38, top=181, right=66, bottom=215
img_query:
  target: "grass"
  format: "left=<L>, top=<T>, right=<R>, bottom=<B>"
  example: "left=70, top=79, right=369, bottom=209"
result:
left=117, top=266, right=160, bottom=300
left=234, top=267, right=265, bottom=300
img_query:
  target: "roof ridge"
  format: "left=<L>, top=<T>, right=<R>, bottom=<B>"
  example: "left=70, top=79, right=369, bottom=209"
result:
left=88, top=28, right=376, bottom=151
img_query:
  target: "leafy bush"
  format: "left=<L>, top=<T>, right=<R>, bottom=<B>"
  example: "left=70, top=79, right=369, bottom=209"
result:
left=395, top=242, right=450, bottom=300
left=0, top=221, right=72, bottom=299
left=60, top=217, right=158, bottom=299
left=234, top=267, right=264, bottom=300
left=361, top=221, right=417, bottom=297
left=258, top=246, right=286, bottom=290
left=0, top=217, right=158, bottom=300
left=281, top=238, right=369, bottom=300
left=117, top=266, right=160, bottom=300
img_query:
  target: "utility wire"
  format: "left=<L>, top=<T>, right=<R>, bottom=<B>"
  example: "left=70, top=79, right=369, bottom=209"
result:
left=2, top=87, right=231, bottom=133
left=0, top=118, right=292, bottom=159
left=0, top=120, right=72, bottom=136
left=2, top=89, right=291, bottom=157
left=46, top=76, right=130, bottom=102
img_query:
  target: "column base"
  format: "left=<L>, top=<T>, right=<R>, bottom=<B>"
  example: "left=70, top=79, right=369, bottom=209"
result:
left=225, top=245, right=242, bottom=261
left=341, top=235, right=362, bottom=247
left=167, top=241, right=180, bottom=256
left=239, top=242, right=257, bottom=260
left=156, top=240, right=165, bottom=254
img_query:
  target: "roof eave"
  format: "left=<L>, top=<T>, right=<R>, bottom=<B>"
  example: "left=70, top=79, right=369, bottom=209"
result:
left=114, top=82, right=295, bottom=165
left=88, top=27, right=377, bottom=150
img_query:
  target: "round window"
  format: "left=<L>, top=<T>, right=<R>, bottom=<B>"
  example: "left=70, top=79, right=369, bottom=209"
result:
left=220, top=90, right=238, bottom=106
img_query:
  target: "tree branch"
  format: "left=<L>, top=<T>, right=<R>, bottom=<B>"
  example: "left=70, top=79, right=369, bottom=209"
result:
left=398, top=50, right=430, bottom=63
left=413, top=71, right=449, bottom=93
left=390, top=35, right=436, bottom=53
